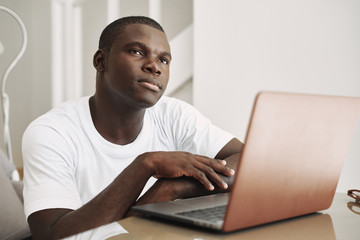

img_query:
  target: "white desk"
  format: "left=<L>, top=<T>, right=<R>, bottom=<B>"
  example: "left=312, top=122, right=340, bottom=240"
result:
left=69, top=193, right=360, bottom=239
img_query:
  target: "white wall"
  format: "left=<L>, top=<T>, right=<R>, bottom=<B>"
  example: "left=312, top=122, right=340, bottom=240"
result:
left=193, top=0, right=360, bottom=192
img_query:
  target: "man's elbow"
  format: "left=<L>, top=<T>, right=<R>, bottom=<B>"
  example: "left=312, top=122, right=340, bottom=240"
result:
left=28, top=208, right=73, bottom=240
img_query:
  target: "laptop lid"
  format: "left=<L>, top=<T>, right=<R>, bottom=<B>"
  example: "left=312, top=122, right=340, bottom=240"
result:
left=223, top=91, right=360, bottom=231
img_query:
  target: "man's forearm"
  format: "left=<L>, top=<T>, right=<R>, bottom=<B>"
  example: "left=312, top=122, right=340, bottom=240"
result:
left=28, top=157, right=153, bottom=240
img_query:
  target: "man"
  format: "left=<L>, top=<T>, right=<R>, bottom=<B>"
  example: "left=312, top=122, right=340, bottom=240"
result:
left=22, top=16, right=243, bottom=239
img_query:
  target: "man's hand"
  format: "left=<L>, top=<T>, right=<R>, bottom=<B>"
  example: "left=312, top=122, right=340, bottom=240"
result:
left=134, top=153, right=240, bottom=207
left=138, top=151, right=235, bottom=191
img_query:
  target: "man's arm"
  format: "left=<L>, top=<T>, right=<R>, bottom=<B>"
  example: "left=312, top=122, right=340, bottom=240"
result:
left=135, top=138, right=243, bottom=205
left=214, top=138, right=243, bottom=160
left=27, top=151, right=235, bottom=240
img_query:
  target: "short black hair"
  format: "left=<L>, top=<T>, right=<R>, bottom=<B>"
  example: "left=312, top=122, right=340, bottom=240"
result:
left=99, top=16, right=165, bottom=52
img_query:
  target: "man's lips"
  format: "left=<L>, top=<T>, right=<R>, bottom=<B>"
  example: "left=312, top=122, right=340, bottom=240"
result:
left=138, top=79, right=161, bottom=92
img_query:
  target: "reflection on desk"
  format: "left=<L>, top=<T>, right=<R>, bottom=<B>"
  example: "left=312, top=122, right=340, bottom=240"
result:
left=65, top=193, right=359, bottom=240
left=347, top=202, right=360, bottom=215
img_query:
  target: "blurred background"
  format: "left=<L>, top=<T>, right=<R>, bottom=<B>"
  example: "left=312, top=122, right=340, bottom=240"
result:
left=0, top=0, right=359, bottom=192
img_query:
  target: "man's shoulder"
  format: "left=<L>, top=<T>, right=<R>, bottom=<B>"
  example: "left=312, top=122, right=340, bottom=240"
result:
left=27, top=96, right=90, bottom=131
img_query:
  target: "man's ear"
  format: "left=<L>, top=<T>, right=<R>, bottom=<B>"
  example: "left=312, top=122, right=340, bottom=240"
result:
left=93, top=49, right=106, bottom=72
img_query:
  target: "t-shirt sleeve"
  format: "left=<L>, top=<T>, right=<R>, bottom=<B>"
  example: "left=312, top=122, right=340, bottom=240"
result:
left=22, top=123, right=82, bottom=219
left=166, top=98, right=235, bottom=158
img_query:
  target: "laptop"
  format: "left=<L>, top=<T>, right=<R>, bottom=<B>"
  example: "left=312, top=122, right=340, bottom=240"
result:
left=131, top=91, right=360, bottom=232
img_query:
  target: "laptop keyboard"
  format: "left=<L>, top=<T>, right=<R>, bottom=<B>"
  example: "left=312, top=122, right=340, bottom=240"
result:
left=176, top=205, right=227, bottom=222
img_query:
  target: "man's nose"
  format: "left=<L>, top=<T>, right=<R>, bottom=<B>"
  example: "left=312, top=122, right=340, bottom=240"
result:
left=142, top=58, right=161, bottom=76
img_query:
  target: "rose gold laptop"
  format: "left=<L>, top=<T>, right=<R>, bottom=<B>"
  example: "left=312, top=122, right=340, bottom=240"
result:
left=132, top=91, right=360, bottom=232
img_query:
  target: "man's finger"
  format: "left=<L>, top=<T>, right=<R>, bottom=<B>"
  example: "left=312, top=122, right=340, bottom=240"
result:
left=190, top=169, right=214, bottom=191
left=194, top=156, right=235, bottom=177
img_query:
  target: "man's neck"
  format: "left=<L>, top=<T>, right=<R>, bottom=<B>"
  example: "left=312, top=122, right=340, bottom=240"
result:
left=89, top=95, right=146, bottom=145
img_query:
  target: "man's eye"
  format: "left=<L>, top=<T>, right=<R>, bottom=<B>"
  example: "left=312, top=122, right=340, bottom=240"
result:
left=130, top=49, right=142, bottom=55
left=159, top=58, right=169, bottom=65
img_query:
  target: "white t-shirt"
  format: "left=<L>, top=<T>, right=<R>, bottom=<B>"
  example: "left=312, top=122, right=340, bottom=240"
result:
left=22, top=96, right=234, bottom=219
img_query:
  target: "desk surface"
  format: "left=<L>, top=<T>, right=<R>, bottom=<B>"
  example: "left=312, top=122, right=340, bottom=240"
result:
left=71, top=193, right=359, bottom=239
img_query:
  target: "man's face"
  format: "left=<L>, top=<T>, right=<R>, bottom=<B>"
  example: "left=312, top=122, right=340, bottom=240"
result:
left=101, top=24, right=171, bottom=109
